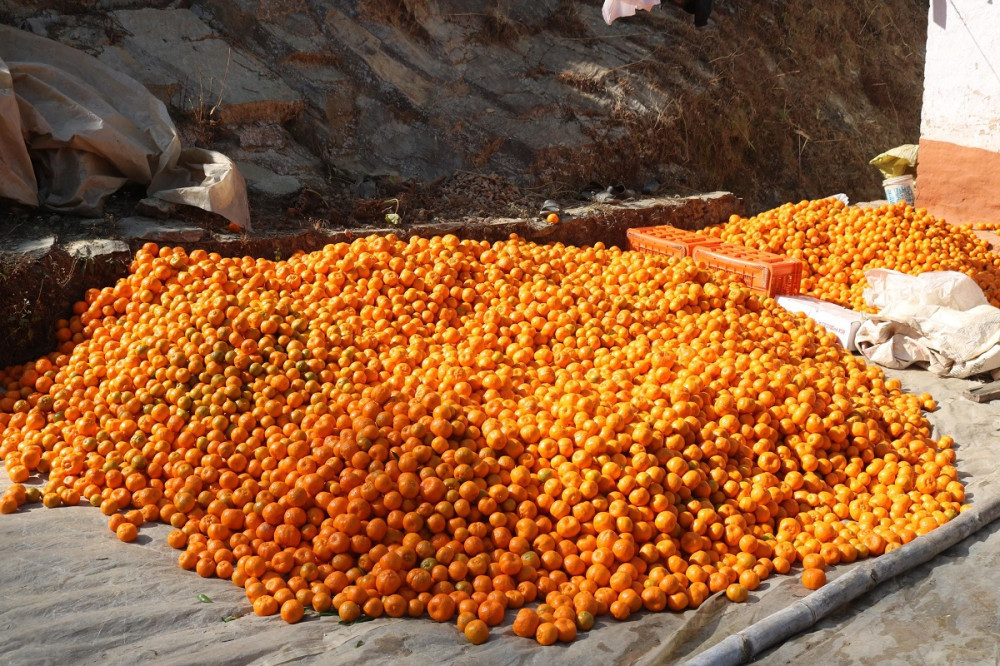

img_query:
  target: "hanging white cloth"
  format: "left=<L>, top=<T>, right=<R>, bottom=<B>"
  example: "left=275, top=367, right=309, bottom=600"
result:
left=603, top=0, right=662, bottom=25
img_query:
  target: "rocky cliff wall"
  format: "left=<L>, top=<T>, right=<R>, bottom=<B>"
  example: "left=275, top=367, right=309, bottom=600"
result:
left=0, top=1, right=927, bottom=212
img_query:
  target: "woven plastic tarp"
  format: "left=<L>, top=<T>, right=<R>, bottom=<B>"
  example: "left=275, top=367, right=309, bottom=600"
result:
left=0, top=25, right=250, bottom=229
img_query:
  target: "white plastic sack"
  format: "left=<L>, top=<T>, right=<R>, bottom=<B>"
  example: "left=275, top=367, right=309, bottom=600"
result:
left=0, top=25, right=250, bottom=229
left=863, top=268, right=988, bottom=312
left=856, top=269, right=1000, bottom=378
left=603, top=0, right=662, bottom=25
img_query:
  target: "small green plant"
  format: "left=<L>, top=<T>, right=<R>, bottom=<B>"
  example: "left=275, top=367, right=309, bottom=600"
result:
left=383, top=198, right=402, bottom=226
left=4, top=298, right=34, bottom=342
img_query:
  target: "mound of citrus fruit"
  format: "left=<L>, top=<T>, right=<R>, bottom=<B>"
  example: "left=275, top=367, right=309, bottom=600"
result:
left=707, top=198, right=1000, bottom=311
left=0, top=233, right=966, bottom=644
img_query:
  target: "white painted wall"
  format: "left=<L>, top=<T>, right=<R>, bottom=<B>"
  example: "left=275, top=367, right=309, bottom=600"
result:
left=921, top=0, right=1000, bottom=153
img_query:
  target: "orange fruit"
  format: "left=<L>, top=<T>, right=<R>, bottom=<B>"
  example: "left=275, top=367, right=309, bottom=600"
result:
left=464, top=619, right=490, bottom=645
left=800, top=552, right=826, bottom=571
left=512, top=608, right=540, bottom=638
left=338, top=600, right=362, bottom=623
left=311, top=592, right=332, bottom=613
left=456, top=611, right=477, bottom=632
left=576, top=610, right=595, bottom=632
left=253, top=595, right=279, bottom=617
left=0, top=496, right=18, bottom=514
left=802, top=567, right=827, bottom=591
left=116, top=522, right=138, bottom=543
left=554, top=617, right=577, bottom=642
left=477, top=599, right=505, bottom=627
left=738, top=569, right=760, bottom=592
left=535, top=621, right=558, bottom=646
left=427, top=593, right=456, bottom=623
left=725, top=583, right=748, bottom=603
left=280, top=599, right=305, bottom=624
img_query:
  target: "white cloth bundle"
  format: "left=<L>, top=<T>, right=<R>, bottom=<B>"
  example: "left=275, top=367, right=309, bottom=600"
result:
left=603, top=0, right=662, bottom=25
left=856, top=269, right=1000, bottom=378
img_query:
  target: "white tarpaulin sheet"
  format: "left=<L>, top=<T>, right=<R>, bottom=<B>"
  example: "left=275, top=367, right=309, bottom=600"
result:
left=0, top=25, right=250, bottom=229
left=856, top=269, right=1000, bottom=378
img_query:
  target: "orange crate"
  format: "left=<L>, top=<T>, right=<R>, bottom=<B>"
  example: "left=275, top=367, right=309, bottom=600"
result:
left=627, top=225, right=723, bottom=258
left=691, top=243, right=802, bottom=297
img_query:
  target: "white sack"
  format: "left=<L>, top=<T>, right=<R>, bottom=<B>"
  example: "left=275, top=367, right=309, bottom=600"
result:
left=863, top=268, right=988, bottom=311
left=603, top=0, right=662, bottom=25
left=0, top=25, right=250, bottom=229
left=856, top=269, right=1000, bottom=378
left=776, top=294, right=862, bottom=351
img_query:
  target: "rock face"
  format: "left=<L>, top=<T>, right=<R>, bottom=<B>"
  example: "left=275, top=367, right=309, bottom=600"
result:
left=0, top=1, right=928, bottom=211
left=100, top=8, right=303, bottom=126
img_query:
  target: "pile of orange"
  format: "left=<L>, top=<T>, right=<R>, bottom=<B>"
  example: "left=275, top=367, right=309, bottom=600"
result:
left=706, top=198, right=1000, bottom=311
left=0, top=233, right=966, bottom=645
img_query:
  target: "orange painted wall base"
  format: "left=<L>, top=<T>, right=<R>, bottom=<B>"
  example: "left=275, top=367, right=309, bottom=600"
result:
left=915, top=138, right=1000, bottom=225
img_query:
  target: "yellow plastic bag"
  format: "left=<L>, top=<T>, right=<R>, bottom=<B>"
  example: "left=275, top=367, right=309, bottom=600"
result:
left=869, top=144, right=919, bottom=179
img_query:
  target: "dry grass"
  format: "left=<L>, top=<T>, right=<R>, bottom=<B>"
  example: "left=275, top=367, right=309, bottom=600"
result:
left=281, top=52, right=342, bottom=68
left=359, top=0, right=431, bottom=42
left=557, top=70, right=608, bottom=97
left=547, top=1, right=589, bottom=39
left=470, top=1, right=586, bottom=46
left=473, top=5, right=529, bottom=46
left=531, top=1, right=927, bottom=212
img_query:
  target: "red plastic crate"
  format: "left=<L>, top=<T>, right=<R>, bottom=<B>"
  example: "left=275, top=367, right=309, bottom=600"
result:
left=691, top=243, right=802, bottom=297
left=627, top=225, right=723, bottom=258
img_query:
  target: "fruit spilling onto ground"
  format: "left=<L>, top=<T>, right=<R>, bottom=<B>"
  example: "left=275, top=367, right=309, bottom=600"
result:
left=0, top=233, right=966, bottom=643
left=707, top=199, right=1000, bottom=311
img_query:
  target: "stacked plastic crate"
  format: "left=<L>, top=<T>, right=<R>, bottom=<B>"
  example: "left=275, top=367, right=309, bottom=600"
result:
left=628, top=225, right=802, bottom=298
